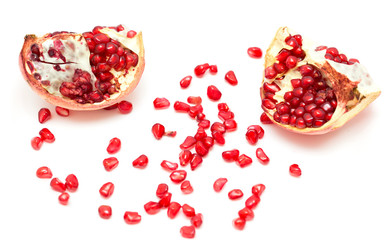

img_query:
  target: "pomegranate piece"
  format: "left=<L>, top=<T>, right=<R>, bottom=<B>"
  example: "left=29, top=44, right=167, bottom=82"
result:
left=153, top=97, right=170, bottom=109
left=245, top=129, right=259, bottom=145
left=65, top=174, right=79, bottom=192
left=181, top=180, right=194, bottom=194
left=245, top=195, right=261, bottom=209
left=222, top=149, right=240, bottom=162
left=179, top=150, right=193, bottom=166
left=158, top=192, right=172, bottom=208
left=169, top=170, right=187, bottom=183
left=103, top=157, right=119, bottom=171
left=213, top=178, right=228, bottom=192
left=228, top=189, right=244, bottom=200
left=106, top=137, right=121, bottom=154
left=167, top=202, right=181, bottom=219
left=289, top=164, right=302, bottom=177
left=156, top=183, right=169, bottom=198
left=225, top=70, right=238, bottom=86
left=161, top=160, right=178, bottom=171
left=132, top=154, right=148, bottom=169
left=118, top=100, right=133, bottom=114
left=209, top=65, right=218, bottom=74
left=50, top=178, right=66, bottom=192
left=261, top=27, right=380, bottom=134
left=238, top=207, right=254, bottom=220
left=180, top=136, right=196, bottom=150
left=191, top=213, right=203, bottom=228
left=256, top=148, right=270, bottom=165
left=124, top=211, right=141, bottom=224
left=224, top=119, right=238, bottom=132
left=194, top=63, right=209, bottom=77
left=247, top=47, right=263, bottom=58
left=233, top=217, right=246, bottom=230
left=39, top=128, right=55, bottom=143
left=180, top=225, right=196, bottom=238
left=207, top=85, right=222, bottom=101
left=237, top=154, right=253, bottom=168
left=36, top=166, right=52, bottom=179
left=58, top=192, right=70, bottom=205
left=31, top=136, right=43, bottom=150
left=152, top=123, right=165, bottom=140
left=187, top=96, right=202, bottom=105
left=182, top=204, right=196, bottom=217
left=144, top=201, right=161, bottom=215
left=174, top=101, right=190, bottom=112
left=98, top=205, right=112, bottom=219
left=55, top=106, right=69, bottom=117
left=99, top=182, right=114, bottom=198
left=180, top=75, right=192, bottom=88
left=194, top=141, right=208, bottom=157
left=190, top=153, right=203, bottom=170
left=252, top=183, right=266, bottom=197
left=38, top=108, right=51, bottom=123
left=20, top=26, right=145, bottom=110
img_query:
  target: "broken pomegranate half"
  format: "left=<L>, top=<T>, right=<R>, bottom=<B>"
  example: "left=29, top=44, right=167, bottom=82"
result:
left=260, top=27, right=380, bottom=134
left=19, top=25, right=145, bottom=110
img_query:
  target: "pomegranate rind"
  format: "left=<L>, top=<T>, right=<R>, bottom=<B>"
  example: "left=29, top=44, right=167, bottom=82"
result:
left=261, top=27, right=381, bottom=135
left=19, top=28, right=145, bottom=111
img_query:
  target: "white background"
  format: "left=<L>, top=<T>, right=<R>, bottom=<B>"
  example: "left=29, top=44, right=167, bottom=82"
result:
left=2, top=0, right=389, bottom=239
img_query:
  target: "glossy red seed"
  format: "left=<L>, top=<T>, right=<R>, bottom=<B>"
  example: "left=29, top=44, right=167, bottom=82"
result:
left=99, top=182, right=114, bottom=198
left=190, top=153, right=203, bottom=170
left=191, top=213, right=203, bottom=228
left=225, top=70, right=238, bottom=85
left=238, top=207, right=254, bottom=220
left=39, top=128, right=55, bottom=143
left=256, top=148, right=269, bottom=165
left=58, top=192, right=70, bottom=205
left=152, top=123, right=165, bottom=140
left=237, top=154, right=253, bottom=168
left=65, top=174, right=78, bottom=192
left=38, top=108, right=51, bottom=123
left=155, top=183, right=169, bottom=198
left=153, top=97, right=170, bottom=109
left=118, top=100, right=133, bottom=114
left=144, top=201, right=161, bottom=215
left=224, top=119, right=237, bottom=131
left=222, top=149, right=240, bottom=162
left=290, top=164, right=302, bottom=177
left=31, top=136, right=43, bottom=150
left=170, top=170, right=187, bottom=183
left=246, top=129, right=259, bottom=145
left=264, top=66, right=277, bottom=79
left=161, top=160, right=178, bottom=171
left=181, top=180, right=194, bottom=194
left=209, top=65, right=218, bottom=74
left=233, top=217, right=246, bottom=230
left=103, top=157, right=119, bottom=171
left=245, top=195, right=260, bottom=209
left=50, top=178, right=66, bottom=192
left=93, top=33, right=110, bottom=44
left=228, top=189, right=244, bottom=200
left=218, top=110, right=234, bottom=121
left=194, top=63, right=209, bottom=77
left=260, top=112, right=273, bottom=124
left=179, top=150, right=193, bottom=166
left=167, top=202, right=181, bottom=219
left=36, top=166, right=52, bottom=179
left=247, top=47, right=263, bottom=58
left=180, top=225, right=196, bottom=238
left=158, top=192, right=172, bottom=208
left=194, top=141, right=208, bottom=157
left=213, top=178, right=228, bottom=192
left=124, top=211, right=141, bottom=224
left=252, top=184, right=266, bottom=197
left=132, top=154, right=148, bottom=169
left=198, top=119, right=210, bottom=129
left=202, top=136, right=214, bottom=149
left=207, top=85, right=222, bottom=101
left=107, top=137, right=121, bottom=154
left=187, top=96, right=202, bottom=105
left=212, top=131, right=225, bottom=145
left=127, top=30, right=137, bottom=38
left=211, top=122, right=226, bottom=133
left=182, top=204, right=196, bottom=217
left=98, top=205, right=112, bottom=219
left=180, top=75, right=192, bottom=88
left=180, top=136, right=196, bottom=150
left=55, top=106, right=69, bottom=117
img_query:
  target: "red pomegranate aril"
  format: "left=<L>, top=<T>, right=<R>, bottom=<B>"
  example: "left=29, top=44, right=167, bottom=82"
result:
left=303, top=113, right=314, bottom=126
left=124, top=211, right=141, bottom=224
left=245, top=195, right=260, bottom=209
left=38, top=108, right=51, bottom=124
left=290, top=164, right=302, bottom=177
left=198, top=119, right=210, bottom=129
left=222, top=149, right=240, bottom=162
left=247, top=47, right=263, bottom=58
left=285, top=36, right=299, bottom=48
left=248, top=125, right=265, bottom=139
left=155, top=183, right=169, bottom=198
left=188, top=104, right=203, bottom=118
left=174, top=101, right=190, bottom=112
left=98, top=205, right=112, bottom=219
left=117, top=100, right=133, bottom=114
left=212, top=131, right=225, bottom=145
left=58, top=192, right=70, bottom=205
left=170, top=170, right=187, bottom=183
left=144, top=201, right=161, bottom=215
left=152, top=123, right=165, bottom=140
left=164, top=130, right=177, bottom=138
left=217, top=103, right=229, bottom=112
left=295, top=117, right=306, bottom=129
left=312, top=108, right=326, bottom=120
left=65, top=174, right=78, bottom=192
left=179, top=150, right=193, bottom=166
left=228, top=189, right=244, bottom=200
left=161, top=160, right=178, bottom=171
left=194, top=141, right=208, bottom=157
left=301, top=76, right=314, bottom=89
left=225, top=70, right=238, bottom=86
left=181, top=180, right=194, bottom=194
left=103, top=157, right=119, bottom=171
left=180, top=75, right=192, bottom=88
left=202, top=136, right=214, bottom=149
left=99, top=182, right=114, bottom=198
left=36, top=166, right=52, bottom=179
left=132, top=155, right=148, bottom=169
left=326, top=47, right=339, bottom=56
left=223, top=119, right=237, bottom=132
left=194, top=63, right=209, bottom=77
left=285, top=55, right=298, bottom=69
left=180, top=225, right=196, bottom=239
left=238, top=207, right=254, bottom=221
left=252, top=183, right=266, bottom=197
left=50, top=178, right=66, bottom=192
left=153, top=97, right=170, bottom=109
left=187, top=96, right=202, bottom=105
left=194, top=127, right=207, bottom=141
left=31, top=136, right=43, bottom=150
left=233, top=217, right=246, bottom=230
left=237, top=154, right=253, bottom=168
left=191, top=213, right=203, bottom=228
left=209, top=65, right=218, bottom=74
left=126, top=30, right=137, bottom=38
left=182, top=204, right=196, bottom=217
left=213, top=178, right=228, bottom=192
left=264, top=66, right=277, bottom=79
left=274, top=62, right=287, bottom=73
left=299, top=64, right=314, bottom=76
left=211, top=122, right=226, bottom=133
left=158, top=192, right=172, bottom=208
left=260, top=112, right=273, bottom=124
left=180, top=136, right=196, bottom=150
left=246, top=129, right=259, bottom=145
left=94, top=43, right=106, bottom=54
left=55, top=106, right=69, bottom=117
left=218, top=111, right=234, bottom=121
left=263, top=82, right=281, bottom=93
left=256, top=148, right=269, bottom=165
left=190, top=153, right=203, bottom=170
left=207, top=85, right=222, bottom=101
left=93, top=33, right=110, bottom=44
left=38, top=128, right=55, bottom=143
left=167, top=202, right=181, bottom=219
left=262, top=98, right=276, bottom=109
left=107, top=137, right=121, bottom=154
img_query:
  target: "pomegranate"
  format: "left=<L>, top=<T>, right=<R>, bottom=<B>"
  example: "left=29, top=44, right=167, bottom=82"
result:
left=19, top=25, right=145, bottom=110
left=261, top=27, right=380, bottom=134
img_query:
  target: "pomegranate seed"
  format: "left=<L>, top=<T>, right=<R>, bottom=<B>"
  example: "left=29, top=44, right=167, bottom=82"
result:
left=194, top=63, right=209, bottom=77
left=55, top=106, right=69, bottom=117
left=190, top=154, right=203, bottom=170
left=187, top=96, right=202, bottom=105
left=238, top=207, right=254, bottom=220
left=127, top=30, right=137, bottom=38
left=93, top=33, right=110, bottom=44
left=262, top=98, right=276, bottom=109
left=252, top=184, right=266, bottom=196
left=180, top=136, right=196, bottom=150
left=164, top=131, right=177, bottom=137
left=170, top=170, right=187, bottom=183
left=158, top=192, right=173, bottom=208
left=212, top=131, right=225, bottom=145
left=228, top=189, right=244, bottom=200
left=245, top=195, right=260, bottom=209
left=218, top=111, right=234, bottom=121
left=104, top=103, right=118, bottom=110
left=118, top=100, right=133, bottom=114
left=207, top=85, right=222, bottom=101
left=202, top=136, right=214, bottom=149
left=256, top=148, right=269, bottom=165
left=225, top=70, right=238, bottom=85
left=224, top=119, right=237, bottom=131
left=107, top=137, right=121, bottom=154
left=38, top=108, right=51, bottom=123
left=209, top=65, right=218, bottom=74
left=132, top=154, right=148, bottom=169
left=98, top=205, right=112, bottom=219
left=264, top=66, right=277, bottom=79
left=191, top=213, right=203, bottom=228
left=180, top=225, right=196, bottom=238
left=237, top=154, right=253, bottom=168
left=103, top=157, right=119, bottom=171
left=124, top=211, right=141, bottom=224
left=246, top=129, right=259, bottom=145
left=180, top=75, right=192, bottom=88
left=248, top=125, right=264, bottom=139
left=182, top=204, right=196, bottom=217
left=247, top=47, right=263, bottom=58
left=99, top=182, right=114, bottom=198
left=211, top=122, right=226, bottom=133
left=188, top=104, right=203, bottom=118
left=179, top=150, right=193, bottom=166
left=194, top=141, right=208, bottom=157
left=285, top=55, right=298, bottom=69
left=233, top=217, right=246, bottom=230
left=156, top=183, right=169, bottom=198
left=152, top=123, right=165, bottom=140
left=153, top=97, right=170, bottom=109
left=65, top=174, right=78, bottom=192
left=36, top=166, right=52, bottom=179
left=50, top=178, right=66, bottom=192
left=213, top=178, right=228, bottom=192
left=194, top=127, right=206, bottom=140
left=39, top=128, right=55, bottom=143
left=167, top=202, right=181, bottom=219
left=58, top=192, right=70, bottom=205
left=161, top=160, right=178, bottom=171
left=144, top=201, right=161, bottom=214
left=222, top=150, right=240, bottom=162
left=181, top=180, right=194, bottom=194
left=198, top=119, right=210, bottom=129
left=31, top=136, right=43, bottom=150
left=289, top=164, right=302, bottom=177
left=174, top=101, right=190, bottom=112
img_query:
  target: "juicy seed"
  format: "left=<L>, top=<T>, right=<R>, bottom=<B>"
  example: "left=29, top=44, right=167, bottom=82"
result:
left=103, top=157, right=119, bottom=171
left=180, top=75, right=192, bottom=88
left=153, top=97, right=170, bottom=109
left=65, top=174, right=79, bottom=192
left=170, top=170, right=187, bottom=183
left=132, top=154, right=149, bottom=168
left=213, top=178, right=228, bottom=192
left=194, top=63, right=210, bottom=77
left=36, top=166, right=53, bottom=179
left=290, top=164, right=302, bottom=177
left=225, top=70, right=238, bottom=85
left=228, top=189, right=244, bottom=200
left=99, top=182, right=115, bottom=198
left=31, top=136, right=43, bottom=150
left=180, top=225, right=196, bottom=238
left=207, top=85, right=222, bottom=101
left=58, top=192, right=70, bottom=205
left=247, top=47, right=263, bottom=58
left=38, top=108, right=51, bottom=123
left=55, top=106, right=70, bottom=117
left=118, top=100, right=133, bottom=114
left=98, top=205, right=112, bottom=219
left=152, top=123, right=165, bottom=140
left=39, top=128, right=55, bottom=143
left=124, top=211, right=142, bottom=224
left=107, top=137, right=121, bottom=154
